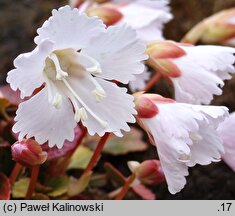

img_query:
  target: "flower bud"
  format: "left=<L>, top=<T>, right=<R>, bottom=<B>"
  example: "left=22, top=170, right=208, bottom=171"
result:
left=182, top=8, right=235, bottom=45
left=202, top=9, right=235, bottom=44
left=87, top=6, right=123, bottom=26
left=134, top=93, right=159, bottom=118
left=134, top=93, right=175, bottom=119
left=128, top=160, right=165, bottom=185
left=11, top=139, right=47, bottom=166
left=146, top=41, right=185, bottom=78
left=147, top=41, right=186, bottom=59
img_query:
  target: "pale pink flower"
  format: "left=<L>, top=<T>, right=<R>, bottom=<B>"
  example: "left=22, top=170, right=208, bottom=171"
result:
left=135, top=93, right=228, bottom=194
left=147, top=41, right=235, bottom=104
left=217, top=112, right=235, bottom=171
left=7, top=6, right=147, bottom=148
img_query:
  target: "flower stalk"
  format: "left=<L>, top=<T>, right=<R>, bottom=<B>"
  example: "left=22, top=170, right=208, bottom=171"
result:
left=26, top=165, right=40, bottom=199
left=9, top=163, right=22, bottom=185
left=144, top=72, right=162, bottom=92
left=115, top=173, right=136, bottom=200
left=56, top=127, right=88, bottom=174
left=84, top=132, right=110, bottom=175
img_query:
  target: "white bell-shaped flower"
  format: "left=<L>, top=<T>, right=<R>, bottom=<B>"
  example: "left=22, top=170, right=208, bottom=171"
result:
left=135, top=93, right=228, bottom=194
left=7, top=6, right=147, bottom=148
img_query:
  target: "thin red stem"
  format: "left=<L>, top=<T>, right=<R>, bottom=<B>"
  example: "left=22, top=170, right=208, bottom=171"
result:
left=144, top=73, right=162, bottom=92
left=26, top=165, right=40, bottom=200
left=9, top=163, right=22, bottom=185
left=115, top=173, right=136, bottom=200
left=84, top=133, right=110, bottom=175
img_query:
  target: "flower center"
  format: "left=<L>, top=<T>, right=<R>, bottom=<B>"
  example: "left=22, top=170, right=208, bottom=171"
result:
left=43, top=49, right=108, bottom=128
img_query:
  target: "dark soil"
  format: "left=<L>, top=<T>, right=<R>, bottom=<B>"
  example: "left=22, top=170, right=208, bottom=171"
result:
left=0, top=0, right=235, bottom=199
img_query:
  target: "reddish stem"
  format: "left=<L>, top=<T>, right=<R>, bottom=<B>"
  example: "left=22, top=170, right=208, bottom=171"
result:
left=144, top=73, right=162, bottom=92
left=115, top=173, right=136, bottom=200
left=26, top=165, right=40, bottom=200
left=9, top=163, right=22, bottom=185
left=84, top=133, right=110, bottom=175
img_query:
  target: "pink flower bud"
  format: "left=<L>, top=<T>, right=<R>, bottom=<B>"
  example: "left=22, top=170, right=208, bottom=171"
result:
left=147, top=41, right=187, bottom=59
left=134, top=93, right=159, bottom=118
left=87, top=6, right=123, bottom=26
left=134, top=93, right=175, bottom=119
left=11, top=139, right=47, bottom=166
left=146, top=41, right=185, bottom=78
left=128, top=160, right=165, bottom=185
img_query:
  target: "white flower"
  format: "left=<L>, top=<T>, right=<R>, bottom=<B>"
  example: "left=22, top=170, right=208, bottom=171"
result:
left=217, top=112, right=235, bottom=171
left=147, top=41, right=235, bottom=104
left=129, top=67, right=150, bottom=92
left=172, top=45, right=235, bottom=104
left=112, top=0, right=173, bottom=41
left=135, top=94, right=228, bottom=194
left=7, top=6, right=147, bottom=148
left=74, top=0, right=173, bottom=41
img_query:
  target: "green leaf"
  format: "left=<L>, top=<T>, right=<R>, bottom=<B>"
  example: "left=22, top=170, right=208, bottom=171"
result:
left=86, top=128, right=148, bottom=155
left=12, top=178, right=30, bottom=198
left=12, top=178, right=54, bottom=198
left=68, top=171, right=92, bottom=197
left=67, top=146, right=93, bottom=170
left=47, top=176, right=70, bottom=197
left=36, top=183, right=53, bottom=194
left=90, top=174, right=107, bottom=188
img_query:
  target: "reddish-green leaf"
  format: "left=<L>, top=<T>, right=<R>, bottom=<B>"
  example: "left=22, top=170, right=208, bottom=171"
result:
left=67, top=146, right=93, bottom=170
left=47, top=176, right=70, bottom=197
left=68, top=171, right=92, bottom=197
left=86, top=127, right=148, bottom=155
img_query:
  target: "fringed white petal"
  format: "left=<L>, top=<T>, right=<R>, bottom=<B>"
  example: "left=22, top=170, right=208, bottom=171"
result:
left=116, top=0, right=172, bottom=28
left=136, top=25, right=165, bottom=41
left=218, top=112, right=235, bottom=171
left=35, top=5, right=106, bottom=50
left=82, top=24, right=147, bottom=84
left=172, top=45, right=235, bottom=104
left=7, top=40, right=54, bottom=98
left=129, top=67, right=150, bottom=92
left=141, top=102, right=228, bottom=194
left=180, top=45, right=235, bottom=79
left=67, top=75, right=136, bottom=136
left=13, top=88, right=76, bottom=148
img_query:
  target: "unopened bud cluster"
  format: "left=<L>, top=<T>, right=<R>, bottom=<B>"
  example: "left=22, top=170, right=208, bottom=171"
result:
left=11, top=139, right=47, bottom=166
left=128, top=160, right=165, bottom=185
